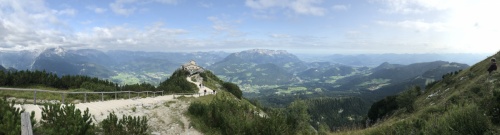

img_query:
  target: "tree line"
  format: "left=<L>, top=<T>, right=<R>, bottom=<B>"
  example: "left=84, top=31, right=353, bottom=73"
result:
left=0, top=69, right=192, bottom=93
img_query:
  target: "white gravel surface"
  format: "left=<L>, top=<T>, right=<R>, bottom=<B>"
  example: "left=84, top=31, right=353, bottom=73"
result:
left=14, top=74, right=215, bottom=135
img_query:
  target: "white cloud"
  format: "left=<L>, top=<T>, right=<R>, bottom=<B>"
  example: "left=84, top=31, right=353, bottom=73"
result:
left=372, top=0, right=459, bottom=14
left=198, top=2, right=213, bottom=8
left=270, top=34, right=291, bottom=38
left=207, top=16, right=245, bottom=37
left=0, top=0, right=72, bottom=51
left=75, top=24, right=191, bottom=51
left=0, top=0, right=200, bottom=52
left=55, top=8, right=76, bottom=16
left=377, top=20, right=448, bottom=32
left=332, top=4, right=349, bottom=11
left=290, top=0, right=326, bottom=16
left=110, top=0, right=137, bottom=16
left=154, top=0, right=178, bottom=4
left=208, top=16, right=230, bottom=31
left=245, top=0, right=326, bottom=16
left=109, top=0, right=178, bottom=16
left=87, top=6, right=107, bottom=14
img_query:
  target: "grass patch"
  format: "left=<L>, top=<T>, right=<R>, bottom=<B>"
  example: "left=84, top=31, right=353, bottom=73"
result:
left=132, top=106, right=137, bottom=112
left=163, top=100, right=176, bottom=107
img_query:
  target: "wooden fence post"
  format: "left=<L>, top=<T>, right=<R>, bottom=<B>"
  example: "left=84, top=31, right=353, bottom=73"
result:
left=21, top=112, right=33, bottom=135
left=115, top=93, right=117, bottom=100
left=84, top=93, right=87, bottom=103
left=128, top=92, right=131, bottom=99
left=33, top=90, right=36, bottom=105
left=101, top=93, right=104, bottom=101
left=61, top=93, right=65, bottom=103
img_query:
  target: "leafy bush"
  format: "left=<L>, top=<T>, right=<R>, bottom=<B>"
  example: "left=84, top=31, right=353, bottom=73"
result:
left=396, top=86, right=421, bottom=112
left=367, top=95, right=398, bottom=123
left=307, top=97, right=368, bottom=131
left=38, top=103, right=95, bottom=135
left=222, top=82, right=242, bottom=99
left=367, top=86, right=421, bottom=125
left=188, top=101, right=207, bottom=116
left=188, top=92, right=312, bottom=135
left=488, top=89, right=500, bottom=124
left=101, top=112, right=149, bottom=135
left=285, top=99, right=313, bottom=135
left=425, top=104, right=490, bottom=135
left=0, top=98, right=36, bottom=135
left=157, top=69, right=197, bottom=93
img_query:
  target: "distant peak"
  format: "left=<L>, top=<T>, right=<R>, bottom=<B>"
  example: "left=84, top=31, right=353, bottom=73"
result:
left=54, top=46, right=66, bottom=55
left=41, top=46, right=67, bottom=57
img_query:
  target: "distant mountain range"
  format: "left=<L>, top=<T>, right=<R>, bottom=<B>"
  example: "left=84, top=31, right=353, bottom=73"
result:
left=318, top=53, right=487, bottom=67
left=207, top=49, right=306, bottom=85
left=0, top=48, right=476, bottom=96
left=0, top=47, right=228, bottom=85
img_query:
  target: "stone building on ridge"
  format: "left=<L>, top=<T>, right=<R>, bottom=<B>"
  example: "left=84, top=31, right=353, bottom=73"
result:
left=181, top=60, right=205, bottom=75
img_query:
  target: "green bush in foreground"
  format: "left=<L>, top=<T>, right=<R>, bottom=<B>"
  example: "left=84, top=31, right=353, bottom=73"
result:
left=38, top=103, right=95, bottom=135
left=0, top=98, right=36, bottom=135
left=222, top=82, right=242, bottom=99
left=188, top=92, right=313, bottom=135
left=425, top=104, right=490, bottom=135
left=366, top=104, right=491, bottom=135
left=101, top=112, right=149, bottom=135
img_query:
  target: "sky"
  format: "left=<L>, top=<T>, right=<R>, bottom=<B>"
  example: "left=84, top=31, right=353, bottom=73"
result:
left=0, top=0, right=499, bottom=54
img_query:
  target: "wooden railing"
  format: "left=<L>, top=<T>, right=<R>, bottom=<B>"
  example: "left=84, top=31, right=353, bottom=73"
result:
left=0, top=87, right=164, bottom=104
left=21, top=112, right=33, bottom=135
left=3, top=87, right=215, bottom=134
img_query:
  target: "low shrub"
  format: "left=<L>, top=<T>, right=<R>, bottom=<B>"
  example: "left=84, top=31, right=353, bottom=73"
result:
left=38, top=103, right=95, bottom=135
left=425, top=104, right=490, bottom=135
left=101, top=112, right=149, bottom=135
left=0, top=98, right=36, bottom=135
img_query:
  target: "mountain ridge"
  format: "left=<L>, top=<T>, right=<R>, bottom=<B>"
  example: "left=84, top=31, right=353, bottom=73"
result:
left=345, top=51, right=500, bottom=134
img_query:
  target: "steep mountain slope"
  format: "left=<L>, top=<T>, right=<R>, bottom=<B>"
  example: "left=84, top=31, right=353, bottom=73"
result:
left=345, top=51, right=500, bottom=134
left=369, top=61, right=466, bottom=83
left=209, top=49, right=307, bottom=74
left=233, top=63, right=296, bottom=85
left=0, top=50, right=42, bottom=70
left=293, top=61, right=469, bottom=96
left=209, top=49, right=306, bottom=85
left=31, top=47, right=115, bottom=78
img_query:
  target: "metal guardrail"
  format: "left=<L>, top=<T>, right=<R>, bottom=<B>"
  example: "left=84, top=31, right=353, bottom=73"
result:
left=0, top=87, right=164, bottom=104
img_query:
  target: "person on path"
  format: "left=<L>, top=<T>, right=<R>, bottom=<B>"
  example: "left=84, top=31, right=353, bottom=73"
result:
left=488, top=58, right=497, bottom=75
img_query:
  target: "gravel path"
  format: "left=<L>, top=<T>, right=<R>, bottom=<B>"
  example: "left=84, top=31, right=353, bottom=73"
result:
left=14, top=74, right=214, bottom=135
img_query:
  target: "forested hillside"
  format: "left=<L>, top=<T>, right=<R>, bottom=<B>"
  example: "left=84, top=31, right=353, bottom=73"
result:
left=340, top=51, right=500, bottom=134
left=0, top=68, right=198, bottom=95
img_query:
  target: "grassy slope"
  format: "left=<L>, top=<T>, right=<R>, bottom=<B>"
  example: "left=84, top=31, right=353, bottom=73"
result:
left=336, top=51, right=500, bottom=135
